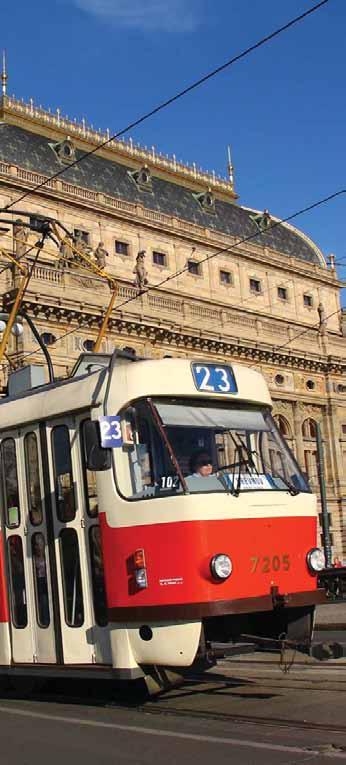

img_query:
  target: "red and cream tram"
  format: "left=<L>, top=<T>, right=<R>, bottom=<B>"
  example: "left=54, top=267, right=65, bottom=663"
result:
left=0, top=352, right=326, bottom=693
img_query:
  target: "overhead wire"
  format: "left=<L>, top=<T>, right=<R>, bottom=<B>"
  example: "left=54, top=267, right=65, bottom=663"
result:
left=1, top=0, right=331, bottom=213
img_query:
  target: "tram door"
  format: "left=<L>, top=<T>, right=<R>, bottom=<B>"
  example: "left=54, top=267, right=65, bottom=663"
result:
left=0, top=418, right=110, bottom=666
left=0, top=427, right=57, bottom=664
left=44, top=416, right=99, bottom=664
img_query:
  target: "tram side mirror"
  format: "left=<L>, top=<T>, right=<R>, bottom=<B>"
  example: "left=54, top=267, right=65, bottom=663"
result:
left=83, top=421, right=112, bottom=472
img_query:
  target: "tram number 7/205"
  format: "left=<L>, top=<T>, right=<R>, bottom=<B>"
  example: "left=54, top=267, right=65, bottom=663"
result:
left=250, top=555, right=290, bottom=574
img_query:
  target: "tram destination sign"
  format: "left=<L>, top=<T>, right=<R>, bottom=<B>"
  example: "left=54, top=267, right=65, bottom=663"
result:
left=191, top=363, right=237, bottom=394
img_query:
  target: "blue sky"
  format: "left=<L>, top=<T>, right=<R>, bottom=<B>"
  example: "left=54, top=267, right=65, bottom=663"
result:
left=1, top=0, right=345, bottom=295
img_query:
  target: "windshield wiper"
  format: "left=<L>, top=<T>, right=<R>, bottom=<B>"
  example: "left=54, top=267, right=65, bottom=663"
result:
left=216, top=445, right=251, bottom=497
left=250, top=448, right=300, bottom=496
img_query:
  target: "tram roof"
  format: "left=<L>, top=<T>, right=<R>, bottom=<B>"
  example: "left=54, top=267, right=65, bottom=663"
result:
left=0, top=356, right=271, bottom=430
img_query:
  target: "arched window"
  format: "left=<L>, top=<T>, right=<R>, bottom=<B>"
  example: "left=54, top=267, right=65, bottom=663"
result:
left=302, top=418, right=318, bottom=485
left=275, top=415, right=291, bottom=439
left=302, top=418, right=317, bottom=439
left=273, top=414, right=294, bottom=460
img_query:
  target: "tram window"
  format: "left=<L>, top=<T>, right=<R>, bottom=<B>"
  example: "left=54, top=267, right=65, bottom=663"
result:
left=32, top=533, right=50, bottom=628
left=24, top=433, right=43, bottom=526
left=114, top=399, right=310, bottom=499
left=52, top=425, right=76, bottom=522
left=8, top=536, right=27, bottom=628
left=80, top=420, right=98, bottom=517
left=1, top=438, right=20, bottom=528
left=59, top=528, right=84, bottom=627
left=89, top=526, right=108, bottom=627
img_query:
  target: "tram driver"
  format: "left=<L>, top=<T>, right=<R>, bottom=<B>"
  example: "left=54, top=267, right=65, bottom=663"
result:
left=188, top=451, right=213, bottom=478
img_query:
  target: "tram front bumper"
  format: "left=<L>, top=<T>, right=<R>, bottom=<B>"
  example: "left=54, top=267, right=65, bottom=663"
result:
left=108, top=587, right=327, bottom=623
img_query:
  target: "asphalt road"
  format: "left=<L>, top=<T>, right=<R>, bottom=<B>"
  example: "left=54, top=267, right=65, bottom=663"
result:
left=0, top=696, right=346, bottom=765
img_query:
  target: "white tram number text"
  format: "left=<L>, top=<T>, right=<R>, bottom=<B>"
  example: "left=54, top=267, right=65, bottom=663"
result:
left=160, top=475, right=180, bottom=490
left=250, top=554, right=291, bottom=574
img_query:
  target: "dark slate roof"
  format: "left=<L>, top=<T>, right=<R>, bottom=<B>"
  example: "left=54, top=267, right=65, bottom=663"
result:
left=0, top=124, right=323, bottom=266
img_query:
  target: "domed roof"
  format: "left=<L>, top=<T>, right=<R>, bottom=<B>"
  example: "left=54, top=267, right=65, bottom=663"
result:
left=0, top=123, right=324, bottom=267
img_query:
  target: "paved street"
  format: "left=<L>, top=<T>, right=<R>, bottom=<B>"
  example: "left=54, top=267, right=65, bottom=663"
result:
left=0, top=693, right=345, bottom=765
left=2, top=642, right=346, bottom=765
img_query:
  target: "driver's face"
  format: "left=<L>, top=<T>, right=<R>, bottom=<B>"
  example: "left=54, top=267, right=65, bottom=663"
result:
left=196, top=456, right=213, bottom=477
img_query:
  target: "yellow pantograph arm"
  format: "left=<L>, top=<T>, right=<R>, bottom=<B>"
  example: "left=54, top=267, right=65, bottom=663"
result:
left=0, top=271, right=31, bottom=364
left=0, top=246, right=27, bottom=275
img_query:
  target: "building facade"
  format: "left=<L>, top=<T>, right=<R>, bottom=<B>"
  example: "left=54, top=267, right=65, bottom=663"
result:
left=0, top=93, right=346, bottom=556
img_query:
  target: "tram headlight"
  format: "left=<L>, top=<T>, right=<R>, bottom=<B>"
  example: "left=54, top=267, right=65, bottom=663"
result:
left=306, top=548, right=325, bottom=573
left=210, top=554, right=233, bottom=581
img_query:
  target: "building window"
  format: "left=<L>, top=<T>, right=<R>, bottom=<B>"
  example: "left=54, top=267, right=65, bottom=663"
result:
left=342, top=424, right=346, bottom=437
left=275, top=374, right=285, bottom=386
left=83, top=339, right=95, bottom=352
left=152, top=251, right=166, bottom=267
left=115, top=241, right=129, bottom=256
left=303, top=294, right=313, bottom=307
left=302, top=418, right=317, bottom=439
left=187, top=260, right=201, bottom=276
left=41, top=332, right=56, bottom=346
left=278, top=287, right=287, bottom=301
left=249, top=278, right=261, bottom=294
left=275, top=415, right=291, bottom=439
left=306, top=379, right=315, bottom=391
left=220, top=270, right=232, bottom=285
left=74, top=229, right=90, bottom=245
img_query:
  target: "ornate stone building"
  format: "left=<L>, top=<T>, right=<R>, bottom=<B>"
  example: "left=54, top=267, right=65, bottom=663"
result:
left=0, top=90, right=346, bottom=556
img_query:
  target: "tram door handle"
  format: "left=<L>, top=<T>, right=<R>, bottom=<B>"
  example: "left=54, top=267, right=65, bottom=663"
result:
left=80, top=518, right=86, bottom=529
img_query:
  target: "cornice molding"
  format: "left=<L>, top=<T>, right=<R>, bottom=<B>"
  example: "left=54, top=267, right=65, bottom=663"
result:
left=20, top=300, right=346, bottom=375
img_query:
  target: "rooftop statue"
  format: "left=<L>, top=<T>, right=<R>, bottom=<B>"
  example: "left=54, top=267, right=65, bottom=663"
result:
left=133, top=250, right=148, bottom=290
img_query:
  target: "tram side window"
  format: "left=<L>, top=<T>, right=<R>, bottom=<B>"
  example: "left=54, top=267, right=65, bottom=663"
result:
left=80, top=420, right=98, bottom=517
left=24, top=432, right=43, bottom=526
left=89, top=526, right=108, bottom=627
left=114, top=404, right=169, bottom=499
left=8, top=536, right=27, bottom=628
left=52, top=425, right=76, bottom=522
left=32, top=533, right=50, bottom=628
left=1, top=438, right=20, bottom=528
left=59, top=528, right=84, bottom=627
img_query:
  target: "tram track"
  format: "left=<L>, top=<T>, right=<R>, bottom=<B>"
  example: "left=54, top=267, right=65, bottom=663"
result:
left=2, top=672, right=346, bottom=741
left=134, top=700, right=346, bottom=737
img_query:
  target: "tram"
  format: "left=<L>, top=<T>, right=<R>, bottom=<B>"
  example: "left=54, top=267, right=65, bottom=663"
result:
left=0, top=351, right=326, bottom=694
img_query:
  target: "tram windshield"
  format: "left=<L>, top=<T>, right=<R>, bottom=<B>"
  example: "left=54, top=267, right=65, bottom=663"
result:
left=114, top=398, right=310, bottom=500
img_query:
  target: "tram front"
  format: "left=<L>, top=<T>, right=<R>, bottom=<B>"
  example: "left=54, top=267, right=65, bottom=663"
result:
left=91, top=357, right=326, bottom=690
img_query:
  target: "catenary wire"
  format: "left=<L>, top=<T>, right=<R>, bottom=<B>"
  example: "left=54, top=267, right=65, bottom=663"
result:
left=1, top=0, right=331, bottom=213
left=2, top=186, right=345, bottom=369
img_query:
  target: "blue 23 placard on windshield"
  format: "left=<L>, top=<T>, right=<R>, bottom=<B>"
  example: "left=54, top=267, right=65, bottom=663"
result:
left=192, top=363, right=237, bottom=394
left=99, top=416, right=123, bottom=448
